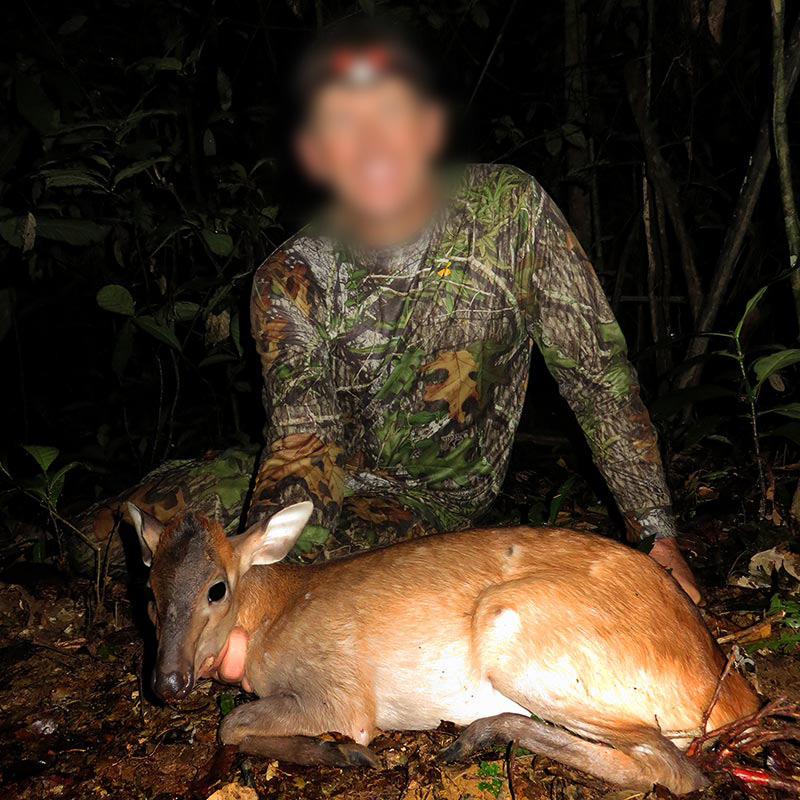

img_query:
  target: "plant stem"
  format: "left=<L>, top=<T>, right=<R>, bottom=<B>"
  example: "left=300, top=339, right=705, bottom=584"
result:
left=734, top=334, right=767, bottom=515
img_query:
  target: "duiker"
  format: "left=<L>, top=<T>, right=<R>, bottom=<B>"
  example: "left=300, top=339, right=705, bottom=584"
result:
left=130, top=501, right=758, bottom=795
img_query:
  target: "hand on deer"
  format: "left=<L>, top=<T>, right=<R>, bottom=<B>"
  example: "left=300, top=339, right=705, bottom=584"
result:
left=649, top=537, right=702, bottom=605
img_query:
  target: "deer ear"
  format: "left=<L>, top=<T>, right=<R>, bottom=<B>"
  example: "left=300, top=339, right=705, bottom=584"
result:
left=233, top=502, right=314, bottom=573
left=127, top=503, right=164, bottom=567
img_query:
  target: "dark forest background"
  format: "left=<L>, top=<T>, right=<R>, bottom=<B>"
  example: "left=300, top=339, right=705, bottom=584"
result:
left=2, top=0, right=800, bottom=566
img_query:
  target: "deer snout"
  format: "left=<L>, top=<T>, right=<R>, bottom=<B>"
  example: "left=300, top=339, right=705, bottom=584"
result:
left=153, top=668, right=193, bottom=701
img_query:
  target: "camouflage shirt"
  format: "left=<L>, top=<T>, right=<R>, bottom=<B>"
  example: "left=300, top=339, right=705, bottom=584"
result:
left=249, top=164, right=677, bottom=542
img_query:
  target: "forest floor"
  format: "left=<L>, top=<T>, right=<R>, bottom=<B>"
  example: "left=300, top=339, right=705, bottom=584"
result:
left=1, top=464, right=800, bottom=800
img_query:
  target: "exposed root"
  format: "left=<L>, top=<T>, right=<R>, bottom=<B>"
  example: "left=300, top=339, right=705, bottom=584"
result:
left=689, top=698, right=800, bottom=795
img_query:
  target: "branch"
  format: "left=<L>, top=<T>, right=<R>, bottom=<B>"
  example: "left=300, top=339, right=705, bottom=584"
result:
left=464, top=0, right=519, bottom=118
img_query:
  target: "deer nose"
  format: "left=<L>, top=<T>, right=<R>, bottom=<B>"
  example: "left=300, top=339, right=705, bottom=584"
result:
left=153, top=668, right=193, bottom=700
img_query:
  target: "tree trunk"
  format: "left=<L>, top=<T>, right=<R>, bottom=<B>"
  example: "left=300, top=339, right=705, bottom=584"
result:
left=771, top=0, right=800, bottom=324
left=564, top=0, right=592, bottom=250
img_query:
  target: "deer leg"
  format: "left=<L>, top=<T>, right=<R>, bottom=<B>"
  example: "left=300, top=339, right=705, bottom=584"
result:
left=219, top=695, right=380, bottom=768
left=437, top=713, right=707, bottom=796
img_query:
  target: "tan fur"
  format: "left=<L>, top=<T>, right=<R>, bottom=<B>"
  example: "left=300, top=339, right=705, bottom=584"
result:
left=156, top=520, right=760, bottom=793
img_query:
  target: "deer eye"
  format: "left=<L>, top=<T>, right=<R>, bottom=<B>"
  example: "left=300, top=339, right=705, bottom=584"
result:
left=208, top=581, right=227, bottom=603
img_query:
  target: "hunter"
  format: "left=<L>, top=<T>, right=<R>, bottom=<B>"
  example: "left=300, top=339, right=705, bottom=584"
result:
left=81, top=22, right=699, bottom=603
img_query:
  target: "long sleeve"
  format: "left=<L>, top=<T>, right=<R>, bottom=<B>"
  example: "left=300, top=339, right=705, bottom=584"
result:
left=517, top=182, right=677, bottom=541
left=247, top=247, right=345, bottom=541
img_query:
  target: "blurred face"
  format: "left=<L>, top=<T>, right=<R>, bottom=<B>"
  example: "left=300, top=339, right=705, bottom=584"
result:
left=297, top=77, right=445, bottom=224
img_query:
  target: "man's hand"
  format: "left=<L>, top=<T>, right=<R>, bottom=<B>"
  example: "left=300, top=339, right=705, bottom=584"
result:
left=649, top=537, right=703, bottom=605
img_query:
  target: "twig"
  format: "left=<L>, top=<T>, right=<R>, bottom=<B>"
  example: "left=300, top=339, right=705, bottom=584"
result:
left=506, top=739, right=519, bottom=800
left=626, top=61, right=704, bottom=324
left=464, top=0, right=519, bottom=118
left=701, top=646, right=738, bottom=736
left=717, top=611, right=786, bottom=644
left=689, top=696, right=800, bottom=758
left=23, top=637, right=81, bottom=659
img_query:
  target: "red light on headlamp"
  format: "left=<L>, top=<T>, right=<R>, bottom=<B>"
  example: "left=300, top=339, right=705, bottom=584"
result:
left=328, top=45, right=394, bottom=85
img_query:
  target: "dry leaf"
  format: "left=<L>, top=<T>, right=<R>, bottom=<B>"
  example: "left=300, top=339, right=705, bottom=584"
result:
left=206, top=783, right=258, bottom=800
left=728, top=543, right=800, bottom=588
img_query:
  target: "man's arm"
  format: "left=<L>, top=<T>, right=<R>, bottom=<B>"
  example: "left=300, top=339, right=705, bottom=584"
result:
left=248, top=247, right=345, bottom=544
left=516, top=182, right=700, bottom=601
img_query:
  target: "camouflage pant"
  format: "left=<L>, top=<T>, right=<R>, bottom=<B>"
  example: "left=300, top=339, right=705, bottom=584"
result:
left=72, top=447, right=438, bottom=576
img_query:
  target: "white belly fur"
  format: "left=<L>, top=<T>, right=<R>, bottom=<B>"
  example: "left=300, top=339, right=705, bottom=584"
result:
left=372, top=641, right=529, bottom=730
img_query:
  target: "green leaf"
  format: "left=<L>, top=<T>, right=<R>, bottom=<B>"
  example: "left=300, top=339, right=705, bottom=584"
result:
left=752, top=349, right=800, bottom=388
left=37, top=217, right=110, bottom=245
left=117, top=109, right=177, bottom=140
left=97, top=284, right=135, bottom=316
left=112, top=157, right=170, bottom=189
left=206, top=284, right=232, bottom=311
left=173, top=301, right=200, bottom=321
left=249, top=158, right=275, bottom=176
left=358, top=0, right=376, bottom=15
left=132, top=57, right=183, bottom=73
left=41, top=170, right=106, bottom=190
left=762, top=422, right=800, bottom=446
left=58, top=15, right=87, bottom=35
left=471, top=4, right=490, bottom=28
left=49, top=461, right=82, bottom=505
left=562, top=122, right=587, bottom=149
left=201, top=229, right=234, bottom=257
left=760, top=403, right=800, bottom=420
left=548, top=475, right=579, bottom=524
left=0, top=216, right=23, bottom=248
left=734, top=286, right=767, bottom=338
left=218, top=692, right=236, bottom=716
left=23, top=445, right=59, bottom=474
left=135, top=315, right=181, bottom=350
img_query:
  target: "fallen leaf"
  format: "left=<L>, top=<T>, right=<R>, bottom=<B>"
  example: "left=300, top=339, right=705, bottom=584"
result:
left=728, top=543, right=800, bottom=588
left=206, top=783, right=258, bottom=800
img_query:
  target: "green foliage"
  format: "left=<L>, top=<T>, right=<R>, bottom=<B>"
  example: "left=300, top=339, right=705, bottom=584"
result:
left=745, top=594, right=800, bottom=653
left=477, top=761, right=503, bottom=797
left=19, top=445, right=83, bottom=509
left=653, top=285, right=800, bottom=504
left=218, top=692, right=237, bottom=716
left=752, top=349, right=800, bottom=389
left=547, top=475, right=579, bottom=524
left=1, top=0, right=293, bottom=508
left=97, top=285, right=135, bottom=317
